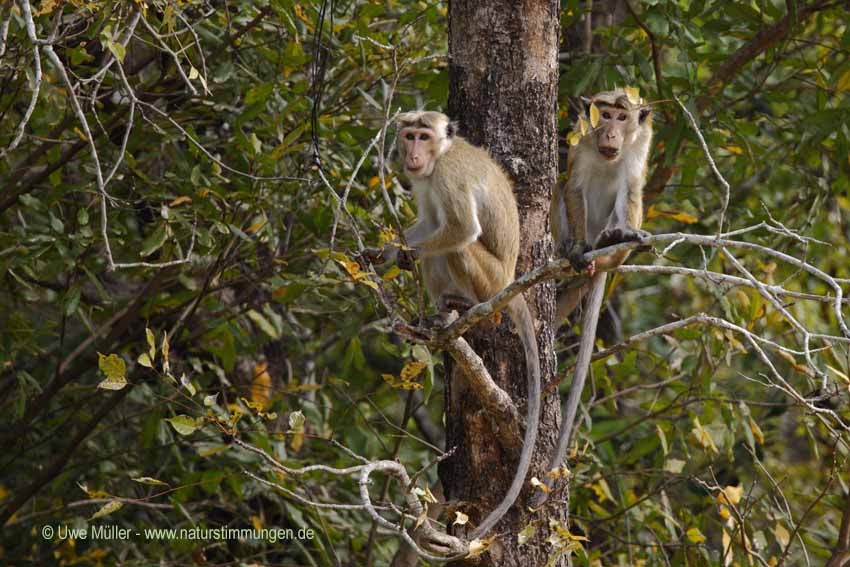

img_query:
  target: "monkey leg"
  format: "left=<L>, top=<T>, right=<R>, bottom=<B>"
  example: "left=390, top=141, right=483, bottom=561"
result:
left=596, top=225, right=648, bottom=249
left=445, top=242, right=508, bottom=302
left=445, top=242, right=509, bottom=326
left=555, top=283, right=589, bottom=320
left=420, top=256, right=462, bottom=303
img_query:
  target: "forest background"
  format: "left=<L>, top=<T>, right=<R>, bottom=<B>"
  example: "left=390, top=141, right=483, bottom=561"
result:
left=1, top=0, right=849, bottom=566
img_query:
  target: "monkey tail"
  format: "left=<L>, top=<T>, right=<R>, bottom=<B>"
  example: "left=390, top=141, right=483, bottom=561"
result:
left=530, top=271, right=607, bottom=508
left=469, top=295, right=541, bottom=539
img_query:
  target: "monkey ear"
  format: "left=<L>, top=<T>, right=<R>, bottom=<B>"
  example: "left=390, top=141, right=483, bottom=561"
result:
left=446, top=121, right=458, bottom=138
left=639, top=107, right=652, bottom=123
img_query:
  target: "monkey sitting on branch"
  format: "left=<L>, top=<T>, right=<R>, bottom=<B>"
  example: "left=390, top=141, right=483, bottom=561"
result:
left=533, top=89, right=653, bottom=506
left=368, top=110, right=541, bottom=539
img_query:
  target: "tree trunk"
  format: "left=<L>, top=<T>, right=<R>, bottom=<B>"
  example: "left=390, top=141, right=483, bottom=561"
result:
left=442, top=2, right=566, bottom=565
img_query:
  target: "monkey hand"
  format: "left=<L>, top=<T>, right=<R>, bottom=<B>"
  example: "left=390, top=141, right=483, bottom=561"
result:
left=396, top=248, right=418, bottom=271
left=559, top=238, right=593, bottom=275
left=357, top=247, right=385, bottom=268
left=596, top=226, right=648, bottom=249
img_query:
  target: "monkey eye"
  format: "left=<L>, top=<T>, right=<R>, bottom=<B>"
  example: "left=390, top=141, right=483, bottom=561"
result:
left=602, top=111, right=611, bottom=119
left=405, top=133, right=416, bottom=140
left=419, top=133, right=431, bottom=141
left=617, top=114, right=627, bottom=121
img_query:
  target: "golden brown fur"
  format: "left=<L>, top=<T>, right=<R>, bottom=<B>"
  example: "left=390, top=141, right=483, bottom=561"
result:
left=533, top=90, right=653, bottom=507
left=392, top=111, right=540, bottom=538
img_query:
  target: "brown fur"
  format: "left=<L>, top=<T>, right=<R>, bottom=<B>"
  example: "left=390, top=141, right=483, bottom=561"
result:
left=393, top=111, right=540, bottom=539
left=533, top=90, right=653, bottom=508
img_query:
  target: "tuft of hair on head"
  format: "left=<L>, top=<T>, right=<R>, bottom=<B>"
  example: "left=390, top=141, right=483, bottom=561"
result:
left=396, top=110, right=455, bottom=140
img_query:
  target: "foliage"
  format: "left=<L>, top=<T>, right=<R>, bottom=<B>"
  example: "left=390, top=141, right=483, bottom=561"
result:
left=0, top=0, right=848, bottom=565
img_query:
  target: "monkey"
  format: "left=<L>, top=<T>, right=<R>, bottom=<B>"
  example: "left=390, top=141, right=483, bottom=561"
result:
left=532, top=89, right=653, bottom=506
left=380, top=110, right=541, bottom=539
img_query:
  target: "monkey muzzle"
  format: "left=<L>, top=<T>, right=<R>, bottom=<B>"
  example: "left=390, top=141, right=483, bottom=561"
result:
left=598, top=146, right=619, bottom=160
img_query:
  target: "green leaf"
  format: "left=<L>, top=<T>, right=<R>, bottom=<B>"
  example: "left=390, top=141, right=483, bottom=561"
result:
left=137, top=352, right=153, bottom=368
left=146, top=327, right=156, bottom=361
left=247, top=309, right=280, bottom=339
left=98, top=353, right=127, bottom=389
left=131, top=476, right=169, bottom=486
left=89, top=499, right=123, bottom=520
left=139, top=224, right=168, bottom=258
left=166, top=415, right=200, bottom=436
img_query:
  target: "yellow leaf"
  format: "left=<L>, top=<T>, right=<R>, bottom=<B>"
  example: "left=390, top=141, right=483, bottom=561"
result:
left=162, top=331, right=170, bottom=374
left=137, top=352, right=153, bottom=368
left=774, top=523, right=790, bottom=547
left=625, top=86, right=641, bottom=105
left=423, top=486, right=438, bottom=504
left=169, top=196, right=192, bottom=207
left=359, top=279, right=380, bottom=291
left=719, top=506, right=731, bottom=520
left=146, top=327, right=156, bottom=361
left=336, top=258, right=361, bottom=277
left=251, top=515, right=263, bottom=531
left=686, top=527, right=706, bottom=544
left=531, top=477, right=551, bottom=493
left=517, top=521, right=537, bottom=545
left=467, top=536, right=494, bottom=558
left=454, top=511, right=469, bottom=525
left=251, top=361, right=273, bottom=410
left=777, top=350, right=812, bottom=375
left=691, top=417, right=719, bottom=453
left=414, top=507, right=428, bottom=529
left=722, top=529, right=732, bottom=566
left=590, top=478, right=613, bottom=503
left=98, top=353, right=127, bottom=390
left=723, top=330, right=747, bottom=353
left=89, top=500, right=123, bottom=520
left=718, top=485, right=743, bottom=506
left=379, top=227, right=397, bottom=244
left=400, top=361, right=427, bottom=382
left=545, top=466, right=571, bottom=479
left=78, top=482, right=110, bottom=499
left=74, top=127, right=88, bottom=142
left=579, top=116, right=588, bottom=136
left=246, top=217, right=267, bottom=234
left=98, top=353, right=126, bottom=381
left=289, top=410, right=305, bottom=452
left=726, top=145, right=744, bottom=155
left=645, top=204, right=699, bottom=224
left=827, top=364, right=850, bottom=383
left=131, top=476, right=168, bottom=486
left=383, top=265, right=402, bottom=280
left=368, top=176, right=380, bottom=188
left=749, top=418, right=764, bottom=445
left=589, top=103, right=600, bottom=128
left=837, top=68, right=850, bottom=92
left=568, top=131, right=582, bottom=146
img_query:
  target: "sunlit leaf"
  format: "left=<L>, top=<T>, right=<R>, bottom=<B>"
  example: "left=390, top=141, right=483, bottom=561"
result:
left=589, top=103, right=600, bottom=128
left=89, top=500, right=123, bottom=520
left=166, top=415, right=200, bottom=436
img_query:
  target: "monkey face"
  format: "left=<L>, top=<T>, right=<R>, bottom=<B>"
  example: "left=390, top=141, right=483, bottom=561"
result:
left=399, top=126, right=440, bottom=177
left=595, top=105, right=630, bottom=161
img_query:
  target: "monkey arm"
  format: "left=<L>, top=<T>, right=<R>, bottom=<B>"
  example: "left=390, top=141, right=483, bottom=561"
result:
left=406, top=187, right=481, bottom=258
left=625, top=174, right=645, bottom=230
left=564, top=179, right=587, bottom=242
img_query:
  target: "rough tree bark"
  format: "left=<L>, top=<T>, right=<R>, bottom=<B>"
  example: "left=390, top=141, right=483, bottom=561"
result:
left=442, top=2, right=567, bottom=565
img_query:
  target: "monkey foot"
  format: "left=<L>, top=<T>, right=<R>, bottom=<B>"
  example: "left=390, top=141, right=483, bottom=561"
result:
left=439, top=295, right=473, bottom=313
left=596, top=227, right=649, bottom=249
left=558, top=238, right=593, bottom=274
